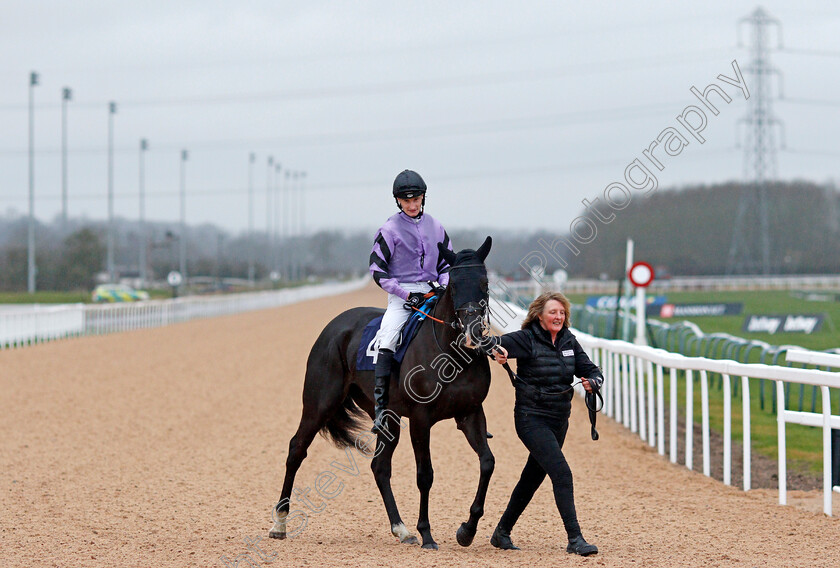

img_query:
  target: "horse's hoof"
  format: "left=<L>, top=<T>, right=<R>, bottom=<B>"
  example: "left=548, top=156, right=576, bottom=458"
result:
left=421, top=542, right=439, bottom=550
left=392, top=523, right=419, bottom=545
left=268, top=530, right=286, bottom=540
left=456, top=522, right=475, bottom=547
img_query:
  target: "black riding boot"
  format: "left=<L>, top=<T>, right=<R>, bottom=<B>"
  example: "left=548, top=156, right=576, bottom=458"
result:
left=372, top=349, right=394, bottom=435
left=490, top=525, right=520, bottom=550
left=567, top=534, right=598, bottom=556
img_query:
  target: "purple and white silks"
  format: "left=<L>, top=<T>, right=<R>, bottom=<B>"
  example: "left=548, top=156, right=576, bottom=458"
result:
left=369, top=211, right=452, bottom=301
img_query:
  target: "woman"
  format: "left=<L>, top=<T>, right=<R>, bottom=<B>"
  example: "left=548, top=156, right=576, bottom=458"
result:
left=489, top=291, right=602, bottom=556
left=368, top=169, right=453, bottom=434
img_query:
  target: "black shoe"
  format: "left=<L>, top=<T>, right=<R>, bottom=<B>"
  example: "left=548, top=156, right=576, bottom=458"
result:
left=486, top=431, right=493, bottom=439
left=567, top=535, right=598, bottom=556
left=490, top=526, right=519, bottom=550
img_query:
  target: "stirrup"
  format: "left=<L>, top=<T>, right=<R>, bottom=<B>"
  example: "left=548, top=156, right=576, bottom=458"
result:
left=371, top=411, right=390, bottom=436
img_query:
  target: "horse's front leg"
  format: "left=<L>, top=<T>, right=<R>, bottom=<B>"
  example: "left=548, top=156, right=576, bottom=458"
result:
left=409, top=417, right=438, bottom=550
left=454, top=406, right=495, bottom=547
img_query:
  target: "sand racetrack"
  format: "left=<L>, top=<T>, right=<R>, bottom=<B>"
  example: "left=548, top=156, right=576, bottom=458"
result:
left=2, top=283, right=839, bottom=567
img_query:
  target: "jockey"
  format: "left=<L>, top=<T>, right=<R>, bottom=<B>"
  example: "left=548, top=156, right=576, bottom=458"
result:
left=368, top=170, right=453, bottom=434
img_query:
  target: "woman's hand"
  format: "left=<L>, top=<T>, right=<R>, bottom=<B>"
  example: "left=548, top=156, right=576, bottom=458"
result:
left=581, top=377, right=602, bottom=393
left=491, top=345, right=508, bottom=365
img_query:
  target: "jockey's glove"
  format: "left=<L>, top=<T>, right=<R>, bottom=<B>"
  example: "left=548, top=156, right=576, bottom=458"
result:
left=405, top=292, right=426, bottom=309
left=428, top=281, right=446, bottom=295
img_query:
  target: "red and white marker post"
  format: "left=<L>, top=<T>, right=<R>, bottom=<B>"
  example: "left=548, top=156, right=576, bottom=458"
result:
left=628, top=261, right=655, bottom=345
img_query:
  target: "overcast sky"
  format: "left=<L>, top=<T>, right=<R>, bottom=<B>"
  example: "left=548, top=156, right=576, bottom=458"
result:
left=1, top=1, right=838, bottom=239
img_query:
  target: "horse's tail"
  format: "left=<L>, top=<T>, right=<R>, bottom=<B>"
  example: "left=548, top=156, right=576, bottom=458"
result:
left=319, top=392, right=368, bottom=448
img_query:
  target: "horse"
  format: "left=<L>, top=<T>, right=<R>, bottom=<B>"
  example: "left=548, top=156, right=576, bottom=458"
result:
left=269, top=237, right=495, bottom=550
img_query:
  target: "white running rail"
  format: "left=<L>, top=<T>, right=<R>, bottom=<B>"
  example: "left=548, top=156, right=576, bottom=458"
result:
left=499, top=274, right=840, bottom=294
left=488, top=298, right=840, bottom=516
left=0, top=278, right=368, bottom=349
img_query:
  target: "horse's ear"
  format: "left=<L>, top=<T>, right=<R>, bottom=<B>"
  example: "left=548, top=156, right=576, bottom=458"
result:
left=438, top=242, right=456, bottom=267
left=476, top=236, right=492, bottom=262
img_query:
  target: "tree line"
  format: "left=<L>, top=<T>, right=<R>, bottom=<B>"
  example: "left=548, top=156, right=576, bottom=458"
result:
left=0, top=179, right=835, bottom=292
left=561, top=179, right=839, bottom=278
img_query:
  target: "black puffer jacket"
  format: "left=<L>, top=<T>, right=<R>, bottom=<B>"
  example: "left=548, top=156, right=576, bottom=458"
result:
left=499, top=321, right=603, bottom=417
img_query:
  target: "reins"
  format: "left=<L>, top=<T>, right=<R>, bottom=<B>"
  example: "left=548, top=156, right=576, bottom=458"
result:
left=408, top=303, right=449, bottom=326
left=405, top=290, right=457, bottom=354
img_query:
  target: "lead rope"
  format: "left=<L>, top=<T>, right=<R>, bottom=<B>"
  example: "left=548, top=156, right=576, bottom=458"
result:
left=586, top=388, right=603, bottom=441
left=482, top=344, right=603, bottom=441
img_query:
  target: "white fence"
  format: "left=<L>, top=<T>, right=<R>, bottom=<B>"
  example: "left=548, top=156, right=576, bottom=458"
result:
left=488, top=298, right=840, bottom=516
left=500, top=274, right=840, bottom=295
left=0, top=304, right=86, bottom=346
left=0, top=278, right=368, bottom=349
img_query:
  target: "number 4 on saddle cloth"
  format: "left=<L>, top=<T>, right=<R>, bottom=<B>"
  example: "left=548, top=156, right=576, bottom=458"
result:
left=356, top=295, right=440, bottom=371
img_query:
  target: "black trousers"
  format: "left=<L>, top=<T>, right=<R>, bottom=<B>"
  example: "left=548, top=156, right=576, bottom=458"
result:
left=498, top=407, right=581, bottom=539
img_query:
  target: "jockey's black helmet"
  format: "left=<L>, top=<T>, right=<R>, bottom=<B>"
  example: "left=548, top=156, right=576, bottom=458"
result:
left=392, top=170, right=427, bottom=199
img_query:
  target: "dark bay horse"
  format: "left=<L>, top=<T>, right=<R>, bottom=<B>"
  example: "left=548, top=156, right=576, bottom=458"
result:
left=270, top=237, right=495, bottom=550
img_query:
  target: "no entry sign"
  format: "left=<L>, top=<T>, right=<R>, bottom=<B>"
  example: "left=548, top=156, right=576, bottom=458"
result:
left=628, top=261, right=655, bottom=288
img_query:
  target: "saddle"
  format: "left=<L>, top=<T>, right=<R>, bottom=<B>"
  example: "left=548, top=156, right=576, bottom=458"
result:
left=355, top=295, right=439, bottom=372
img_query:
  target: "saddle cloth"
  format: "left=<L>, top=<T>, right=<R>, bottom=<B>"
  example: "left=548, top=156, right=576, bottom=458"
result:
left=355, top=295, right=439, bottom=371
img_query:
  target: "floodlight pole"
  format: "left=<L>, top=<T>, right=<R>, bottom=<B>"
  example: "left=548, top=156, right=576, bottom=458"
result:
left=274, top=163, right=282, bottom=274
left=291, top=171, right=298, bottom=281
left=27, top=71, right=38, bottom=293
left=299, top=171, right=307, bottom=280
left=283, top=170, right=291, bottom=280
left=61, top=87, right=72, bottom=228
left=266, top=156, right=273, bottom=271
left=139, top=139, right=148, bottom=286
left=247, top=152, right=256, bottom=284
left=179, top=149, right=188, bottom=283
left=107, top=101, right=117, bottom=283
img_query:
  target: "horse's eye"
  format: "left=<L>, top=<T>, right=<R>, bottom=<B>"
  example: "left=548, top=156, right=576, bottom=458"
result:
left=479, top=277, right=489, bottom=292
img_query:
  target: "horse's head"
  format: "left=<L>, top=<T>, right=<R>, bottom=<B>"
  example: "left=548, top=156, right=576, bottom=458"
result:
left=437, top=236, right=492, bottom=349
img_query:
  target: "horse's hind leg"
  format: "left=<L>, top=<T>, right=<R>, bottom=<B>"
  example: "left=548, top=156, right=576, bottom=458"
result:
left=370, top=413, right=418, bottom=545
left=269, top=416, right=322, bottom=539
left=454, top=406, right=495, bottom=547
left=270, top=361, right=346, bottom=539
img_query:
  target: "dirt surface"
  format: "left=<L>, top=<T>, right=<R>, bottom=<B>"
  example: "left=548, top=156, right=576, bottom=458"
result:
left=2, top=283, right=839, bottom=567
left=663, top=406, right=823, bottom=492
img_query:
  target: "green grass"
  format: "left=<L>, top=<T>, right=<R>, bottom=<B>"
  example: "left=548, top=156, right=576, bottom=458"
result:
left=0, top=289, right=175, bottom=304
left=0, top=279, right=322, bottom=304
left=678, top=371, right=832, bottom=474
left=0, top=290, right=92, bottom=304
left=148, top=290, right=172, bottom=300
left=568, top=289, right=840, bottom=351
left=650, top=290, right=839, bottom=351
left=570, top=288, right=840, bottom=476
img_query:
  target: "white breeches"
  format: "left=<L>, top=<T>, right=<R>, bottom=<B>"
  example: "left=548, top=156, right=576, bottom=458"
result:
left=375, top=282, right=432, bottom=352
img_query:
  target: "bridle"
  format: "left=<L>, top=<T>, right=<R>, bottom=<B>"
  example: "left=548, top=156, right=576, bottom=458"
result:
left=406, top=263, right=491, bottom=353
left=446, top=263, right=491, bottom=336
left=409, top=295, right=491, bottom=355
